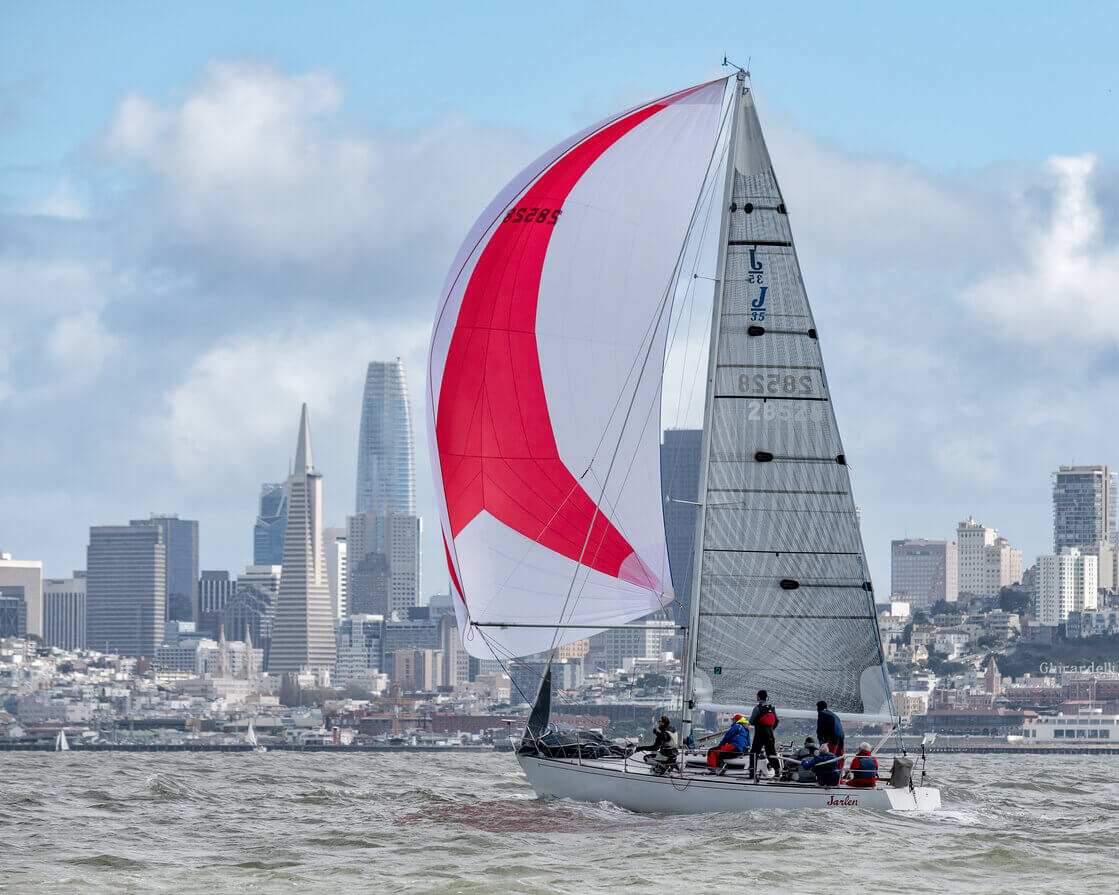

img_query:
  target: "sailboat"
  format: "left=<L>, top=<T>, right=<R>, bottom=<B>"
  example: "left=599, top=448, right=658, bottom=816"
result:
left=54, top=729, right=69, bottom=752
left=246, top=720, right=267, bottom=753
left=427, top=70, right=940, bottom=812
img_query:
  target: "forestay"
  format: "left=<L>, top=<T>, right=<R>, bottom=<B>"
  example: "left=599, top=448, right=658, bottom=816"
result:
left=427, top=79, right=727, bottom=660
left=690, top=88, right=893, bottom=720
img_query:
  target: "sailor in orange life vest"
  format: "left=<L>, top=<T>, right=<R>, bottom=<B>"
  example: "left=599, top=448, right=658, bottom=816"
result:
left=748, top=690, right=783, bottom=779
left=844, top=741, right=879, bottom=787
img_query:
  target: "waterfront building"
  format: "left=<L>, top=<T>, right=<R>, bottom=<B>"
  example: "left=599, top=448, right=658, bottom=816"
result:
left=86, top=522, right=166, bottom=657
left=890, top=539, right=958, bottom=610
left=1037, top=547, right=1098, bottom=626
left=43, top=575, right=86, bottom=650
left=1022, top=708, right=1118, bottom=741
left=198, top=570, right=234, bottom=635
left=269, top=405, right=336, bottom=673
left=253, top=483, right=287, bottom=567
left=1053, top=465, right=1115, bottom=552
left=0, top=554, right=43, bottom=638
left=323, top=528, right=347, bottom=620
left=136, top=515, right=198, bottom=622
left=660, top=428, right=702, bottom=627
left=355, top=359, right=416, bottom=518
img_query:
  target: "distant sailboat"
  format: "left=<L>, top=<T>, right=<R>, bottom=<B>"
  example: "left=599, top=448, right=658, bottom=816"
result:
left=428, top=69, right=939, bottom=812
left=246, top=721, right=266, bottom=753
left=54, top=729, right=69, bottom=752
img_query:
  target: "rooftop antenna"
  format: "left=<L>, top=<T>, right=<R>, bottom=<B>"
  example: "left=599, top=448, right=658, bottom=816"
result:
left=722, top=55, right=751, bottom=85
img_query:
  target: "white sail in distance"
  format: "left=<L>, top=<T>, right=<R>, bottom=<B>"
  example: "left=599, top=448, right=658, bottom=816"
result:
left=427, top=79, right=728, bottom=660
left=687, top=85, right=893, bottom=721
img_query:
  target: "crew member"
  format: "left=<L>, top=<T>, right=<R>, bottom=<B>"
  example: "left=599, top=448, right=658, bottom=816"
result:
left=636, top=715, right=679, bottom=772
left=800, top=743, right=841, bottom=786
left=816, top=700, right=845, bottom=756
left=748, top=690, right=781, bottom=779
left=844, top=741, right=878, bottom=788
left=707, top=714, right=750, bottom=773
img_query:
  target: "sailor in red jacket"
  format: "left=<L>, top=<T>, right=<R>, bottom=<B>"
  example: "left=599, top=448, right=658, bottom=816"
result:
left=844, top=741, right=878, bottom=787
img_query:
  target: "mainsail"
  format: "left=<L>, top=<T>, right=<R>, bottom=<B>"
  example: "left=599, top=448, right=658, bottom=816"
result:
left=427, top=80, right=727, bottom=661
left=687, top=84, right=893, bottom=721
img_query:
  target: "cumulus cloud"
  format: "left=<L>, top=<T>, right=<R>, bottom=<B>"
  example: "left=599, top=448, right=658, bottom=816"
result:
left=150, top=319, right=430, bottom=483
left=103, top=60, right=539, bottom=298
left=961, top=153, right=1119, bottom=343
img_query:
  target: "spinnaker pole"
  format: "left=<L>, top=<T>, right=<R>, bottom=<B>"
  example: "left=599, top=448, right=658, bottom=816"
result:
left=680, top=70, right=745, bottom=746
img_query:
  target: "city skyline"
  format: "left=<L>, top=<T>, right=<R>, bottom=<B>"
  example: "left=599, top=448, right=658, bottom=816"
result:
left=3, top=4, right=1119, bottom=602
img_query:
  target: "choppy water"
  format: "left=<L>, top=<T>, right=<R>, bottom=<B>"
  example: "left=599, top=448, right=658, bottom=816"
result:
left=1, top=751, right=1117, bottom=893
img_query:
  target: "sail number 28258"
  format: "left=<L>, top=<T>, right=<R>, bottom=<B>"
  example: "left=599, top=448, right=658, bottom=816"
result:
left=502, top=207, right=563, bottom=224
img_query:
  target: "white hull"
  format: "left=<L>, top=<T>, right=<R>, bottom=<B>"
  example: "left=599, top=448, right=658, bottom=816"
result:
left=518, top=754, right=940, bottom=813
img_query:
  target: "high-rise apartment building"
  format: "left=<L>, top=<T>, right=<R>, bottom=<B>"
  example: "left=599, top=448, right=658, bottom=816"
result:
left=983, top=537, right=1023, bottom=598
left=137, top=515, right=198, bottom=622
left=661, top=429, right=702, bottom=627
left=957, top=516, right=1023, bottom=599
left=43, top=574, right=86, bottom=650
left=269, top=405, right=336, bottom=673
left=323, top=528, right=347, bottom=620
left=1038, top=547, right=1098, bottom=626
left=0, top=554, right=43, bottom=638
left=253, top=483, right=287, bottom=567
left=1053, top=465, right=1115, bottom=552
left=355, top=360, right=416, bottom=518
left=86, top=522, right=166, bottom=657
left=890, top=539, right=958, bottom=610
left=957, top=516, right=996, bottom=599
left=198, top=570, right=235, bottom=635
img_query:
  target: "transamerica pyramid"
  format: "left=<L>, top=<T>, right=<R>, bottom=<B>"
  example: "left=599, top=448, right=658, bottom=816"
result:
left=268, top=403, right=336, bottom=673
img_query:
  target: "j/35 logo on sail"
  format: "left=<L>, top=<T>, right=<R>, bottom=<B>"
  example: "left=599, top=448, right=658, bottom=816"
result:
left=748, top=249, right=766, bottom=321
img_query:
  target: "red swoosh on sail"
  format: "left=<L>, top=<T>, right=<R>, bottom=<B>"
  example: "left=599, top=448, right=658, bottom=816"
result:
left=436, top=87, right=708, bottom=591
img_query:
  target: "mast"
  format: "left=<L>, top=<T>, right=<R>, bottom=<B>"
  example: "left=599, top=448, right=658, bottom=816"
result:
left=680, top=71, right=745, bottom=744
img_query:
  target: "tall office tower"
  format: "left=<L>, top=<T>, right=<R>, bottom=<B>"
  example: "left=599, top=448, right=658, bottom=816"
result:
left=269, top=405, right=336, bottom=673
left=0, top=554, right=43, bottom=638
left=238, top=564, right=282, bottom=600
left=334, top=614, right=384, bottom=684
left=323, top=527, right=347, bottom=620
left=439, top=611, right=469, bottom=689
left=220, top=582, right=275, bottom=671
left=890, top=539, right=959, bottom=611
left=660, top=429, right=702, bottom=626
left=1053, top=465, right=1116, bottom=552
left=86, top=522, right=166, bottom=657
left=957, top=516, right=997, bottom=599
left=43, top=574, right=86, bottom=650
left=198, top=570, right=235, bottom=635
left=349, top=551, right=390, bottom=616
left=136, top=515, right=198, bottom=622
left=254, top=483, right=287, bottom=566
left=1038, top=547, right=1098, bottom=626
left=347, top=511, right=421, bottom=616
left=355, top=359, right=416, bottom=518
